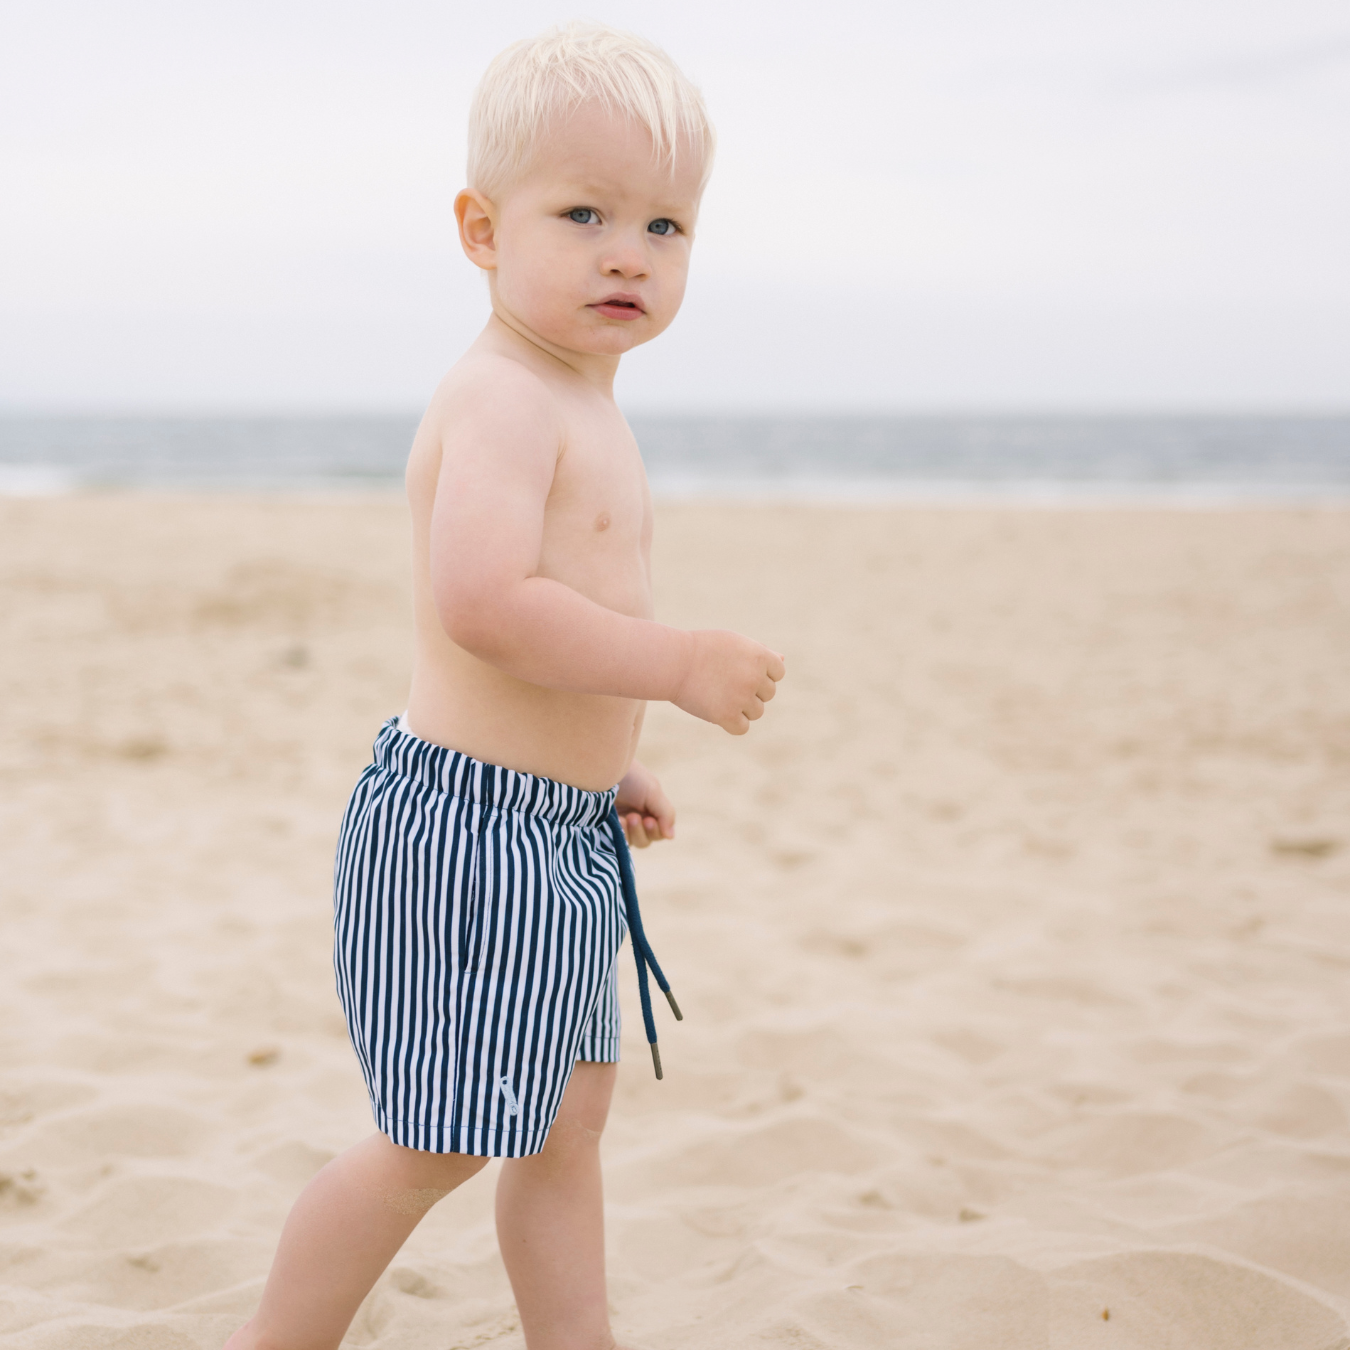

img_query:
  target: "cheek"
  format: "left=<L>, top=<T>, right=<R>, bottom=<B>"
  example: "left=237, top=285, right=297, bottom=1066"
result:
left=526, top=229, right=565, bottom=273
left=665, top=261, right=690, bottom=304
left=652, top=252, right=691, bottom=314
left=499, top=234, right=585, bottom=316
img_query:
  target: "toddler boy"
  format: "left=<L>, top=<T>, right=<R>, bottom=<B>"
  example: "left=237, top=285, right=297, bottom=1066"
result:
left=228, top=22, right=783, bottom=1350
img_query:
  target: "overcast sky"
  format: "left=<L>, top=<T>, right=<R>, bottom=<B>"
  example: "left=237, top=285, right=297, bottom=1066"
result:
left=3, top=0, right=1347, bottom=412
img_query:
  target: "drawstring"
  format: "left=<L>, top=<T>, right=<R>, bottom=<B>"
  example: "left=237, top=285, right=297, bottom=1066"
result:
left=606, top=807, right=682, bottom=1079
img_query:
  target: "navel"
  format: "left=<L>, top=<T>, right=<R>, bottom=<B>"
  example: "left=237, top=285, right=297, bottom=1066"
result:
left=594, top=513, right=610, bottom=532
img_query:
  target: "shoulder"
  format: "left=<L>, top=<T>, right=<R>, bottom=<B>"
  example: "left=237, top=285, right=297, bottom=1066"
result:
left=427, top=353, right=563, bottom=456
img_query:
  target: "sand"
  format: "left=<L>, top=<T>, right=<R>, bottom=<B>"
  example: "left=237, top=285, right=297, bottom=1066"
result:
left=0, top=493, right=1347, bottom=1350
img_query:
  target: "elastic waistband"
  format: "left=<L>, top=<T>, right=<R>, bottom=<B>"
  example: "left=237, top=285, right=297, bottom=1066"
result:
left=370, top=716, right=617, bottom=830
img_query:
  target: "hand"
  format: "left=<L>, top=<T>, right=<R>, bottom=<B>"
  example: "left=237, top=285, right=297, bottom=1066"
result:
left=671, top=630, right=785, bottom=735
left=615, top=760, right=675, bottom=848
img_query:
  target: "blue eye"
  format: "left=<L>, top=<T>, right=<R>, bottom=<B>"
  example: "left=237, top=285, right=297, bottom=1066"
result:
left=567, top=208, right=599, bottom=224
left=648, top=218, right=677, bottom=236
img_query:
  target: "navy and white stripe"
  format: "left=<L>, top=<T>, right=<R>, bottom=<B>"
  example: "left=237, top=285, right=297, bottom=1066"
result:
left=333, top=717, right=627, bottom=1157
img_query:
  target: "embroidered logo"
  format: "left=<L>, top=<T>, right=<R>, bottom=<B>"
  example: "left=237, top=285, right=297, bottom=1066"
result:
left=499, top=1077, right=519, bottom=1117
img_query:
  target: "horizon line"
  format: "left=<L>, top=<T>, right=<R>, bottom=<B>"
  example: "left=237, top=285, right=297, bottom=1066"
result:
left=3, top=405, right=1350, bottom=421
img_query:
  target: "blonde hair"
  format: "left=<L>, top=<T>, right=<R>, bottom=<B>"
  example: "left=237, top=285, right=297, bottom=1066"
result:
left=467, top=22, right=715, bottom=197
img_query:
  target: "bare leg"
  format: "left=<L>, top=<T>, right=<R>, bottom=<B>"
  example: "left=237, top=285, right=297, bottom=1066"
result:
left=495, top=1061, right=622, bottom=1350
left=225, top=1132, right=488, bottom=1350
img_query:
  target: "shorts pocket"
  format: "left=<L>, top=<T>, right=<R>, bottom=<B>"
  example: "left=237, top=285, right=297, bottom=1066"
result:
left=457, top=807, right=487, bottom=972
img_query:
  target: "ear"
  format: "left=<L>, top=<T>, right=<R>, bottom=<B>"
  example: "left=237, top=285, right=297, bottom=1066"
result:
left=455, top=188, right=498, bottom=270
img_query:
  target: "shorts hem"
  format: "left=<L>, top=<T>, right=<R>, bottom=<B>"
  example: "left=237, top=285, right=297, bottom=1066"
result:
left=576, top=1035, right=621, bottom=1063
left=374, top=1105, right=549, bottom=1159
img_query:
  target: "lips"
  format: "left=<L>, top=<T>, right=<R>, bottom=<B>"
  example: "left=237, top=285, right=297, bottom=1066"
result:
left=589, top=294, right=645, bottom=321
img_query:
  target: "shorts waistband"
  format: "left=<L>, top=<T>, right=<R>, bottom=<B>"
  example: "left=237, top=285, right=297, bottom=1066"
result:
left=371, top=716, right=617, bottom=830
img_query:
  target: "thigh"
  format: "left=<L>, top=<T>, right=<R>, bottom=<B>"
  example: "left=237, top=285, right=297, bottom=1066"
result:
left=367, top=1131, right=492, bottom=1193
left=553, top=1060, right=617, bottom=1136
left=531, top=1058, right=621, bottom=1166
left=501, top=1062, right=616, bottom=1182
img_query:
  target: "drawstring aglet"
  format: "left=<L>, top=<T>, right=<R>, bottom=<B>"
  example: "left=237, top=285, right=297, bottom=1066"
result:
left=606, top=805, right=678, bottom=1080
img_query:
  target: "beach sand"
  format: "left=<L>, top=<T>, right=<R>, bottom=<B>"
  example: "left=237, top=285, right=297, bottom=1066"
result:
left=0, top=494, right=1348, bottom=1349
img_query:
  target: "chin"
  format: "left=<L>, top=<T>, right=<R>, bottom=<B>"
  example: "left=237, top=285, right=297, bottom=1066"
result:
left=570, top=326, right=648, bottom=356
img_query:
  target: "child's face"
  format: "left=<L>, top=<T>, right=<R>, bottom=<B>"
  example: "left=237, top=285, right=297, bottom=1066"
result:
left=467, top=103, right=704, bottom=363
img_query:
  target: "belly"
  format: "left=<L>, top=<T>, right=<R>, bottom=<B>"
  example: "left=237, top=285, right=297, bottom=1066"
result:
left=405, top=631, right=644, bottom=792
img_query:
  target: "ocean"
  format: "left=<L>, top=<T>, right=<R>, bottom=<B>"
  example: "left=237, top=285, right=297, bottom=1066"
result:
left=1, top=413, right=1348, bottom=502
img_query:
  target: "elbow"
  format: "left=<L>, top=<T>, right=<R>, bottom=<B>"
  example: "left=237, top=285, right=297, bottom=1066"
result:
left=435, top=584, right=507, bottom=661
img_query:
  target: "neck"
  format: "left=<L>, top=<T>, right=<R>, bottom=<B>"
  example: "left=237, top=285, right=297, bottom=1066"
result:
left=485, top=306, right=619, bottom=397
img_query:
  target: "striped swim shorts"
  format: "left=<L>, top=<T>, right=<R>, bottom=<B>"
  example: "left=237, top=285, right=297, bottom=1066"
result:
left=332, top=716, right=627, bottom=1157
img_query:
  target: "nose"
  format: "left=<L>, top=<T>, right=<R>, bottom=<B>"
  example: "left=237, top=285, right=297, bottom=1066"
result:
left=600, top=228, right=650, bottom=280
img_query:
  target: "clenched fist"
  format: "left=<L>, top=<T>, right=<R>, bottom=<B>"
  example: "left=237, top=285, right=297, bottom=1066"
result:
left=671, top=629, right=785, bottom=734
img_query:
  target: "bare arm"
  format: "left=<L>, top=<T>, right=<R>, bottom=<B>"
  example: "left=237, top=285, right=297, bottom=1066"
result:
left=428, top=366, right=783, bottom=733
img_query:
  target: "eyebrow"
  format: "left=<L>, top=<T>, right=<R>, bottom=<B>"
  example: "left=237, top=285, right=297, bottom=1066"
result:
left=547, top=173, right=695, bottom=208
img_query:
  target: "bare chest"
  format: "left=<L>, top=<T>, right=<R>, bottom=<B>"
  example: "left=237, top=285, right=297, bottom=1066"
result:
left=537, top=417, right=653, bottom=617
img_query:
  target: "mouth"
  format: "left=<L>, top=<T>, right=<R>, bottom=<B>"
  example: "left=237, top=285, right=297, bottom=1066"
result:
left=589, top=294, right=646, bottom=320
